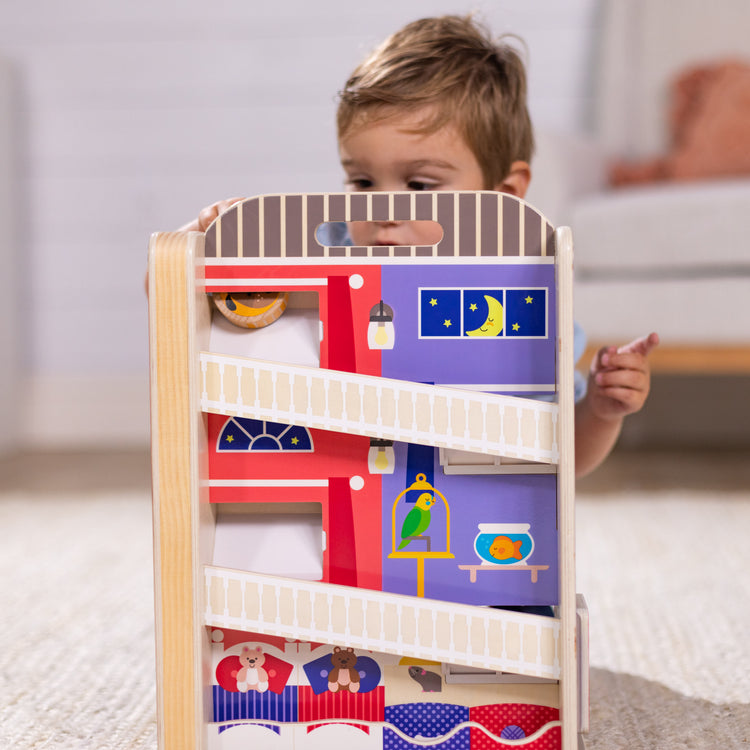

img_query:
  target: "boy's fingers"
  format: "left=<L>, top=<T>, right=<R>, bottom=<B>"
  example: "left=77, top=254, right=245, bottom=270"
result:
left=197, top=197, right=244, bottom=232
left=595, top=386, right=642, bottom=410
left=617, top=332, right=660, bottom=357
left=197, top=206, right=218, bottom=231
left=595, top=367, right=646, bottom=391
left=602, top=350, right=651, bottom=372
left=220, top=197, right=244, bottom=211
left=592, top=345, right=617, bottom=371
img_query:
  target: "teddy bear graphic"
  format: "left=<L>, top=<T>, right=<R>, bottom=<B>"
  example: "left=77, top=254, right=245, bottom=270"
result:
left=327, top=646, right=361, bottom=694
left=232, top=646, right=271, bottom=693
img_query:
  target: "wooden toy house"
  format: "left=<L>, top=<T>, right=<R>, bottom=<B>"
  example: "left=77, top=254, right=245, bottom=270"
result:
left=148, top=191, right=589, bottom=749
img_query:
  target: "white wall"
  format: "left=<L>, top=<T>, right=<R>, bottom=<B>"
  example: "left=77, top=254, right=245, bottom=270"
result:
left=0, top=60, right=19, bottom=454
left=0, top=0, right=599, bottom=448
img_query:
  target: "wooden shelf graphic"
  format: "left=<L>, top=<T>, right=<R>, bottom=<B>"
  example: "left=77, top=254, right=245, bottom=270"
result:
left=459, top=563, right=551, bottom=584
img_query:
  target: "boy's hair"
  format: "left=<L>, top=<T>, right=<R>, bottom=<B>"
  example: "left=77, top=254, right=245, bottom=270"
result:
left=336, top=14, right=534, bottom=188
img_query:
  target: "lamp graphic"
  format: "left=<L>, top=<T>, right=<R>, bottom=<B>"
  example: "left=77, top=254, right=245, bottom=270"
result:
left=367, top=300, right=395, bottom=349
left=368, top=438, right=395, bottom=474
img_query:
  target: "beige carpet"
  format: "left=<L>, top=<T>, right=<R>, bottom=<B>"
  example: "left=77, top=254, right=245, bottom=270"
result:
left=577, top=492, right=750, bottom=749
left=1, top=489, right=747, bottom=749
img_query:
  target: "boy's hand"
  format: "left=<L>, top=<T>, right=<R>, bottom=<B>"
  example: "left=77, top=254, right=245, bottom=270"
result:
left=147, top=197, right=246, bottom=294
left=587, top=332, right=660, bottom=420
left=179, top=197, right=244, bottom=232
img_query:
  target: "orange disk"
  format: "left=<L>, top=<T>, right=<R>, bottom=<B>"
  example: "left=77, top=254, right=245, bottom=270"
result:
left=213, top=291, right=289, bottom=328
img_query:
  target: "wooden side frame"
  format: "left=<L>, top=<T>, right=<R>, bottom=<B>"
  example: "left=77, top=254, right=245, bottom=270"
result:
left=555, top=227, right=578, bottom=750
left=149, top=231, right=213, bottom=749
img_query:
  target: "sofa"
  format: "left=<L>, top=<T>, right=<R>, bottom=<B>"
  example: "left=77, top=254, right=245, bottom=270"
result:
left=527, top=0, right=750, bottom=377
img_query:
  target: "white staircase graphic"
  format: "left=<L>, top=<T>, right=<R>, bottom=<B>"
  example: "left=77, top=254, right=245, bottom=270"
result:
left=204, top=566, right=561, bottom=680
left=200, top=352, right=559, bottom=464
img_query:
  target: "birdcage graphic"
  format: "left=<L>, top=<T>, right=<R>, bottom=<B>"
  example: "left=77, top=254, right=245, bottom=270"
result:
left=388, top=473, right=454, bottom=597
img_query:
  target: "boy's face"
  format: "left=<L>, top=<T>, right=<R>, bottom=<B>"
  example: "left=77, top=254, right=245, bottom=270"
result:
left=338, top=108, right=489, bottom=247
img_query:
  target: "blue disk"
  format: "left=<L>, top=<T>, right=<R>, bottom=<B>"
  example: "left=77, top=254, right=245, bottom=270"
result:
left=500, top=724, right=526, bottom=740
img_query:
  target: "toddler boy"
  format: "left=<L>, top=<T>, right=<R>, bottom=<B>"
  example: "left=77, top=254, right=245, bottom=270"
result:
left=185, top=14, right=658, bottom=477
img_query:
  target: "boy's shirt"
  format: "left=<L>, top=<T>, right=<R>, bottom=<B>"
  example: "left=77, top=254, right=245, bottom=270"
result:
left=317, top=221, right=587, bottom=402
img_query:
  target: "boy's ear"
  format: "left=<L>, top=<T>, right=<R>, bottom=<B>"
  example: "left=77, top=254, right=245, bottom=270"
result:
left=494, top=161, right=531, bottom=198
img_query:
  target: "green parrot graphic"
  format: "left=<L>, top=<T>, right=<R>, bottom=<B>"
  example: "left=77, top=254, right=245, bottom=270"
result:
left=397, top=492, right=436, bottom=550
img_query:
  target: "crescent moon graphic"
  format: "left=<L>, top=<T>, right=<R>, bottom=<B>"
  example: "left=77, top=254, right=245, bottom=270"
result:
left=465, top=295, right=504, bottom=337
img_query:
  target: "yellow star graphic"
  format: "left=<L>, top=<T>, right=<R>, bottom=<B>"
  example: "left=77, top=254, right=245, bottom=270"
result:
left=525, top=295, right=533, bottom=304
left=225, top=434, right=234, bottom=443
left=430, top=297, right=438, bottom=306
left=512, top=323, right=520, bottom=331
left=444, top=319, right=452, bottom=328
left=469, top=303, right=477, bottom=311
left=291, top=437, right=299, bottom=445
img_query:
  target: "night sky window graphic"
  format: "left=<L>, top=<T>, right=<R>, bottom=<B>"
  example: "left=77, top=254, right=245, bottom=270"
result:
left=505, top=289, right=547, bottom=337
left=218, top=417, right=313, bottom=452
left=420, top=289, right=462, bottom=337
left=419, top=288, right=548, bottom=339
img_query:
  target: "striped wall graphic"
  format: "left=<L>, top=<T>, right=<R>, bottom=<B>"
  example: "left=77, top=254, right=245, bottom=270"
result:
left=212, top=685, right=385, bottom=728
left=200, top=352, right=559, bottom=464
left=204, top=567, right=561, bottom=680
left=204, top=192, right=556, bottom=260
left=297, top=686, right=385, bottom=725
left=213, top=685, right=297, bottom=727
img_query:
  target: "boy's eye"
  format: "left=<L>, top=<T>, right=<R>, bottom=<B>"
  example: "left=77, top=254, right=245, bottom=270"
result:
left=407, top=180, right=432, bottom=191
left=347, top=178, right=373, bottom=191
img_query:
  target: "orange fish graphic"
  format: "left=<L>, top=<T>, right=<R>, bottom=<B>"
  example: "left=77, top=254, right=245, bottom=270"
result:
left=489, top=535, right=524, bottom=561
